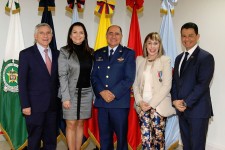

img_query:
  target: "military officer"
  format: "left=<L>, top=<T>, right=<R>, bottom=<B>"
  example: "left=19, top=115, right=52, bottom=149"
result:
left=91, top=25, right=136, bottom=150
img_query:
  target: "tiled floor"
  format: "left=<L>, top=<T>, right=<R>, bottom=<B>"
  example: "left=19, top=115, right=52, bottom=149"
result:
left=0, top=140, right=183, bottom=150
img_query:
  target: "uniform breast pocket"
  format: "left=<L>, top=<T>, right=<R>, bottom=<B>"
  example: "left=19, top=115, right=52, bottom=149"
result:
left=113, top=61, right=125, bottom=69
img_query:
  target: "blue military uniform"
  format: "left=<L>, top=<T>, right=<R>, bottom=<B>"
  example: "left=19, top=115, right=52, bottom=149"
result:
left=91, top=44, right=136, bottom=150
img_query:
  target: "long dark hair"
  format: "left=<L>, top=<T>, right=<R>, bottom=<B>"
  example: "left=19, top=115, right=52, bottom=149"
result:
left=66, top=22, right=93, bottom=56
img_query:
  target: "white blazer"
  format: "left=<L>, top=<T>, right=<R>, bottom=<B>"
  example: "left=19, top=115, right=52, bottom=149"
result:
left=133, top=56, right=175, bottom=117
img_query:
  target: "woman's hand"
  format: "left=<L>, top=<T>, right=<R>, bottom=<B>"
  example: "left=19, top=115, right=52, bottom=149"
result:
left=63, top=100, right=71, bottom=109
left=140, top=100, right=151, bottom=112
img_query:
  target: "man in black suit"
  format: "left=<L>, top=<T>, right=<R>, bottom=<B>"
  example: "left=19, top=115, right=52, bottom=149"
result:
left=18, top=23, right=59, bottom=150
left=171, top=22, right=215, bottom=150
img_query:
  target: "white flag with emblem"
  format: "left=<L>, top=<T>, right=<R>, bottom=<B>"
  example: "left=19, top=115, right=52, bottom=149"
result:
left=0, top=0, right=27, bottom=149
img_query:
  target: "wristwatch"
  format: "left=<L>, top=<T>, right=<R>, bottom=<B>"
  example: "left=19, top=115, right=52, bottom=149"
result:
left=183, top=101, right=187, bottom=107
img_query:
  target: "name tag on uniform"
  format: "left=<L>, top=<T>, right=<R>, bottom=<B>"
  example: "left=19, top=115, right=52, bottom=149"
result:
left=96, top=57, right=103, bottom=61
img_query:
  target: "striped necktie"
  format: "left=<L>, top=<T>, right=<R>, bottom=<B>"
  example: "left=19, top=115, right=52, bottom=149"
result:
left=44, top=49, right=52, bottom=75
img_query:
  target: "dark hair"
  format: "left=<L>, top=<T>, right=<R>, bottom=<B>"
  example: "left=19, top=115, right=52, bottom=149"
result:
left=142, top=32, right=164, bottom=58
left=66, top=22, right=93, bottom=56
left=106, top=25, right=122, bottom=35
left=181, top=22, right=198, bottom=35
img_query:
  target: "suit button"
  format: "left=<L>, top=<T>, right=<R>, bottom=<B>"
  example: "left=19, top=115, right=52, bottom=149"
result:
left=105, top=85, right=108, bottom=87
left=107, top=66, right=110, bottom=69
left=106, top=75, right=109, bottom=78
left=98, top=66, right=100, bottom=69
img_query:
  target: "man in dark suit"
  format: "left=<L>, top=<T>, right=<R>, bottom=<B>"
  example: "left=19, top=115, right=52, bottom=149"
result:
left=18, top=23, right=59, bottom=150
left=171, top=22, right=215, bottom=150
left=91, top=25, right=136, bottom=150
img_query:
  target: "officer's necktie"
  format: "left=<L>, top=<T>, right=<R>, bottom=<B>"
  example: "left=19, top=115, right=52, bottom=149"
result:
left=180, top=52, right=189, bottom=76
left=44, top=49, right=52, bottom=75
left=109, top=49, right=114, bottom=60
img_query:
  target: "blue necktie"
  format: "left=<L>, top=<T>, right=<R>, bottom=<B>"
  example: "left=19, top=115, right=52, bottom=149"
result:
left=180, top=52, right=189, bottom=76
left=109, top=49, right=114, bottom=60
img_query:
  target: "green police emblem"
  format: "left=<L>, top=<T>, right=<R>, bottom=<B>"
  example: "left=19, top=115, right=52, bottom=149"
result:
left=2, top=59, right=19, bottom=92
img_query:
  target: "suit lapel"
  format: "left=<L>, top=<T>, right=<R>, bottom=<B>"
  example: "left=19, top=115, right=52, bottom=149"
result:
left=175, top=54, right=182, bottom=78
left=182, top=47, right=200, bottom=75
left=137, top=57, right=146, bottom=89
left=152, top=58, right=163, bottom=80
left=103, top=47, right=109, bottom=61
left=51, top=49, right=58, bottom=75
left=70, top=50, right=79, bottom=63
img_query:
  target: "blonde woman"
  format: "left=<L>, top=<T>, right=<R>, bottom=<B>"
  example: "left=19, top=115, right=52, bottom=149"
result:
left=133, top=32, right=175, bottom=150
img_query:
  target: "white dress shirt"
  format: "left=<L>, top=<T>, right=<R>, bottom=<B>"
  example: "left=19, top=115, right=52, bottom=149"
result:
left=142, top=63, right=153, bottom=103
left=37, top=43, right=52, bottom=63
left=179, top=44, right=197, bottom=75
